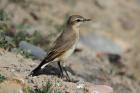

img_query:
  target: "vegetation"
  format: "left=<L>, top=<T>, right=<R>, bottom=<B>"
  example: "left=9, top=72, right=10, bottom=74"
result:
left=0, top=9, right=9, bottom=21
left=0, top=74, right=6, bottom=83
left=0, top=31, right=15, bottom=50
left=25, top=81, right=61, bottom=93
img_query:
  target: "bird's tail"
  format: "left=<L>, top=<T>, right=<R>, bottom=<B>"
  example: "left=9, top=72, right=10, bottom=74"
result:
left=29, top=59, right=49, bottom=76
left=29, top=66, right=40, bottom=76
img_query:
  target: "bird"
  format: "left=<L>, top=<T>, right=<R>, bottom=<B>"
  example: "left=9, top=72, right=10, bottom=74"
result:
left=30, top=15, right=91, bottom=81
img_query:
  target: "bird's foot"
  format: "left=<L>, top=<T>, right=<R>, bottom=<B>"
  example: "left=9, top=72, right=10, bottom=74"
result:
left=58, top=71, right=64, bottom=78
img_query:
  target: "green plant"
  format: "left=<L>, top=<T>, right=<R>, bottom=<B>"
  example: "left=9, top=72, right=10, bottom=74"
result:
left=13, top=31, right=29, bottom=46
left=25, top=81, right=62, bottom=93
left=0, top=74, right=6, bottom=83
left=27, top=31, right=43, bottom=45
left=0, top=31, right=15, bottom=50
left=13, top=29, right=45, bottom=46
left=0, top=9, right=15, bottom=50
left=0, top=9, right=9, bottom=21
left=13, top=48, right=35, bottom=59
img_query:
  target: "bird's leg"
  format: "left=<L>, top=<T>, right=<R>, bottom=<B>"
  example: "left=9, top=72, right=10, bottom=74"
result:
left=57, top=61, right=64, bottom=78
left=63, top=64, right=71, bottom=81
left=58, top=61, right=71, bottom=81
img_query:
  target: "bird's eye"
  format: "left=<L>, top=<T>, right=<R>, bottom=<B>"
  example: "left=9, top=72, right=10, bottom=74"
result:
left=76, top=19, right=81, bottom=22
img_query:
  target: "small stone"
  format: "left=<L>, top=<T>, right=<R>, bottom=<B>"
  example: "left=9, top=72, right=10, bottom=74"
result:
left=76, top=83, right=85, bottom=89
left=11, top=69, right=15, bottom=72
left=28, top=79, right=34, bottom=83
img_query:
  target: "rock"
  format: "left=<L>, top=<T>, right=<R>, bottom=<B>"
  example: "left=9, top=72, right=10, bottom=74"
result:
left=80, top=33, right=123, bottom=54
left=19, top=41, right=47, bottom=60
left=85, top=84, right=113, bottom=93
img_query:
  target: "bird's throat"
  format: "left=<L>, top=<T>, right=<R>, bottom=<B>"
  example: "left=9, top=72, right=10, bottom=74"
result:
left=72, top=25, right=80, bottom=36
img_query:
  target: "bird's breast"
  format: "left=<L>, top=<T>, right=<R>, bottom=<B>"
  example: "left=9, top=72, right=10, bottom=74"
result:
left=57, top=27, right=79, bottom=61
left=60, top=35, right=79, bottom=61
left=60, top=43, right=77, bottom=61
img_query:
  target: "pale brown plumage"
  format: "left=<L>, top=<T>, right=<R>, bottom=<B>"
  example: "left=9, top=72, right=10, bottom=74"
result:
left=45, top=26, right=77, bottom=62
left=30, top=15, right=91, bottom=80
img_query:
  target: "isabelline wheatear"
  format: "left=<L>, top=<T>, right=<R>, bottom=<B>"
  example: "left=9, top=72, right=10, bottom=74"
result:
left=30, top=15, right=91, bottom=81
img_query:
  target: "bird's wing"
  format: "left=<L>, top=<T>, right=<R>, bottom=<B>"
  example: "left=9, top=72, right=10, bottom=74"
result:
left=45, top=29, right=77, bottom=62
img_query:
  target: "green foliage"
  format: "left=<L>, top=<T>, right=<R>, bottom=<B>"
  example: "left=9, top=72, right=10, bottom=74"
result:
left=0, top=74, right=6, bottom=83
left=0, top=9, right=9, bottom=21
left=13, top=31, right=29, bottom=46
left=25, top=80, right=62, bottom=93
left=27, top=31, right=43, bottom=45
left=0, top=10, right=15, bottom=50
left=14, top=48, right=35, bottom=59
left=13, top=24, right=44, bottom=45
left=0, top=31, right=15, bottom=50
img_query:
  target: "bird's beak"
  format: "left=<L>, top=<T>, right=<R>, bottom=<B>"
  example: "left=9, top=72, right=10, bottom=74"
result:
left=83, top=18, right=91, bottom=21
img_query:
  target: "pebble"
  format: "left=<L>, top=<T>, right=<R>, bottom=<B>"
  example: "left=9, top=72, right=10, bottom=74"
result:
left=76, top=83, right=85, bottom=89
left=19, top=41, right=47, bottom=60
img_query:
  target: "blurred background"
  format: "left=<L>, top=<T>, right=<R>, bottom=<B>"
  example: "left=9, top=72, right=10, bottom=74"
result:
left=0, top=0, right=140, bottom=93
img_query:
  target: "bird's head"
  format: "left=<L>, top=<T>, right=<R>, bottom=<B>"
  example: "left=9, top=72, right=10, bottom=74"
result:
left=67, top=15, right=91, bottom=28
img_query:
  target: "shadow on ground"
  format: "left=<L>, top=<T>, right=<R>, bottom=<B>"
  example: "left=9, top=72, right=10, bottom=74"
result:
left=30, top=63, right=75, bottom=77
